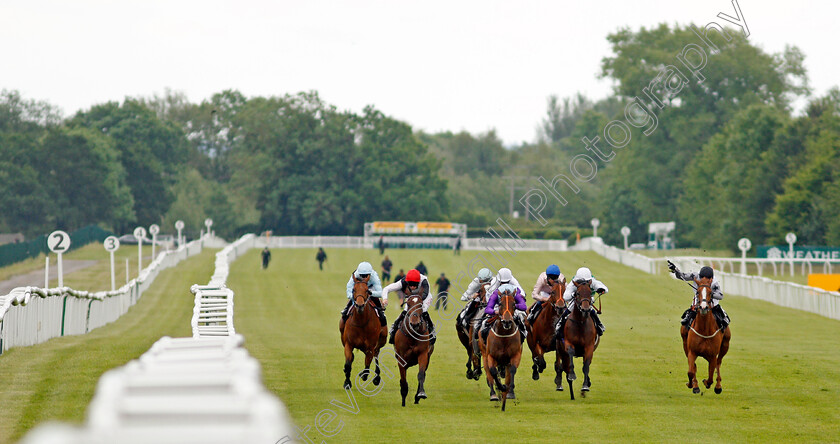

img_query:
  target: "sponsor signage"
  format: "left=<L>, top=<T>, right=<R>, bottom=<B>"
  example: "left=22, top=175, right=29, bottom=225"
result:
left=758, top=245, right=840, bottom=260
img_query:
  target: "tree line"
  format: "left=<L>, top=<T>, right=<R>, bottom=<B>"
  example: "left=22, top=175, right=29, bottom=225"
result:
left=1, top=23, right=837, bottom=249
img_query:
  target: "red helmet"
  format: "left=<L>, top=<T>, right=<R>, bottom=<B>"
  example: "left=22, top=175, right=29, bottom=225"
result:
left=406, top=269, right=421, bottom=283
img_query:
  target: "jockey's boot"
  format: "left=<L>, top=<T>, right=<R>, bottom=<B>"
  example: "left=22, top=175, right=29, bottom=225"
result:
left=555, top=309, right=570, bottom=347
left=515, top=315, right=528, bottom=341
left=371, top=298, right=387, bottom=327
left=590, top=309, right=605, bottom=336
left=340, top=299, right=353, bottom=321
left=527, top=301, right=544, bottom=325
left=680, top=308, right=696, bottom=327
left=712, top=305, right=729, bottom=329
left=480, top=317, right=492, bottom=342
left=389, top=311, right=406, bottom=344
left=423, top=311, right=436, bottom=345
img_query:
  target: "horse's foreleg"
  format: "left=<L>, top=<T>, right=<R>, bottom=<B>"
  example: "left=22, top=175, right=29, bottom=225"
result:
left=553, top=360, right=564, bottom=391
left=372, top=356, right=382, bottom=386
left=399, top=364, right=408, bottom=407
left=508, top=349, right=521, bottom=401
left=532, top=344, right=543, bottom=380
left=703, top=355, right=717, bottom=390
left=343, top=345, right=354, bottom=389
left=360, top=350, right=374, bottom=382
left=415, top=352, right=430, bottom=404
left=686, top=351, right=699, bottom=394
left=485, top=355, right=501, bottom=401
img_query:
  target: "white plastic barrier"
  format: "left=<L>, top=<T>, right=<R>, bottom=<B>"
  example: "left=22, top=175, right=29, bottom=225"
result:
left=0, top=238, right=207, bottom=354
left=261, top=235, right=570, bottom=251
left=21, top=336, right=293, bottom=444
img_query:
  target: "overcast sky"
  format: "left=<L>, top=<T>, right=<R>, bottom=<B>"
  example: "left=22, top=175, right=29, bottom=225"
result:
left=1, top=0, right=836, bottom=145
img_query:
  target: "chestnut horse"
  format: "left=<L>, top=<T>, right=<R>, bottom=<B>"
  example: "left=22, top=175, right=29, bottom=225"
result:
left=526, top=279, right=566, bottom=385
left=339, top=278, right=387, bottom=390
left=682, top=278, right=731, bottom=394
left=456, top=283, right=487, bottom=380
left=394, top=294, right=435, bottom=406
left=556, top=281, right=599, bottom=400
left=478, top=290, right=523, bottom=411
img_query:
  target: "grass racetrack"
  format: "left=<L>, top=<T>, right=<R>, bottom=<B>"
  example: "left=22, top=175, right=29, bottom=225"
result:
left=230, top=248, right=840, bottom=443
left=0, top=249, right=218, bottom=443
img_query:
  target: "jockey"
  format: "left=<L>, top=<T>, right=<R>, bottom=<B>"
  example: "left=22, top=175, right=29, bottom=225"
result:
left=527, top=264, right=566, bottom=325
left=341, top=261, right=385, bottom=327
left=668, top=261, right=730, bottom=330
left=555, top=267, right=607, bottom=344
left=488, top=267, right=526, bottom=296
left=479, top=283, right=528, bottom=343
left=457, top=268, right=494, bottom=330
left=384, top=269, right=436, bottom=345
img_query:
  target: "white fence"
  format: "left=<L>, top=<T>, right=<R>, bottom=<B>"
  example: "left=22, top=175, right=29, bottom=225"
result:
left=582, top=238, right=840, bottom=321
left=0, top=237, right=208, bottom=354
left=261, top=235, right=569, bottom=251
left=23, top=233, right=293, bottom=444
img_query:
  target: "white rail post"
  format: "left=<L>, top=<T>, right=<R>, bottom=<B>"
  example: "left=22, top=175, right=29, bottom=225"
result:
left=738, top=238, right=751, bottom=275
left=104, top=236, right=120, bottom=291
left=786, top=232, right=797, bottom=277
left=47, top=230, right=70, bottom=288
left=134, top=226, right=147, bottom=276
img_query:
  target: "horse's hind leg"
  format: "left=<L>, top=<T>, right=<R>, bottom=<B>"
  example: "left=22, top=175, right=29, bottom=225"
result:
left=553, top=360, right=564, bottom=391
left=532, top=344, right=543, bottom=380
left=372, top=356, right=382, bottom=386
left=343, top=345, right=354, bottom=389
left=715, top=332, right=731, bottom=394
left=485, top=357, right=499, bottom=401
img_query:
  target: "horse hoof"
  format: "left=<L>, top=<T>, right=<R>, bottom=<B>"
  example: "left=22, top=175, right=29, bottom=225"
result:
left=506, top=391, right=515, bottom=399
left=703, top=379, right=712, bottom=389
left=556, top=384, right=564, bottom=391
left=714, top=387, right=722, bottom=394
left=581, top=386, right=590, bottom=392
left=416, top=391, right=427, bottom=399
left=532, top=370, right=540, bottom=380
left=344, top=381, right=352, bottom=390
left=693, top=387, right=701, bottom=394
left=466, top=370, right=473, bottom=379
left=359, top=372, right=369, bottom=382
left=490, top=394, right=499, bottom=401
left=567, top=373, right=577, bottom=382
left=473, top=371, right=482, bottom=380
left=372, top=376, right=381, bottom=386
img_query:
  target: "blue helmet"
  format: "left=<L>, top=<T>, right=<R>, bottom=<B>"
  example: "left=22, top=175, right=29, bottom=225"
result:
left=546, top=264, right=560, bottom=276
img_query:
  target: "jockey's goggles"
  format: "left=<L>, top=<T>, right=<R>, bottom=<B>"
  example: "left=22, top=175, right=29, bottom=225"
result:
left=574, top=279, right=591, bottom=285
left=358, top=274, right=370, bottom=279
left=547, top=274, right=559, bottom=282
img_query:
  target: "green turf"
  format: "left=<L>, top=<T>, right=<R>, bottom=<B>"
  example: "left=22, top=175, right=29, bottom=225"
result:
left=229, top=248, right=840, bottom=443
left=0, top=249, right=217, bottom=443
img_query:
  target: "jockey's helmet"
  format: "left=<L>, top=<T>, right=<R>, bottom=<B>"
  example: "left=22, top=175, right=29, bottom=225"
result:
left=573, top=267, right=593, bottom=284
left=406, top=269, right=421, bottom=285
left=699, top=266, right=714, bottom=279
left=498, top=268, right=513, bottom=283
left=499, top=283, right=517, bottom=294
left=355, top=262, right=374, bottom=278
left=477, top=268, right=493, bottom=283
left=546, top=264, right=560, bottom=281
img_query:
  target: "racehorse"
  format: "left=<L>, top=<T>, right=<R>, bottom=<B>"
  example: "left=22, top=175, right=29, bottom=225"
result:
left=456, top=283, right=487, bottom=380
left=526, top=279, right=566, bottom=386
left=478, top=289, right=523, bottom=411
left=394, top=294, right=435, bottom=406
left=339, top=278, right=387, bottom=390
left=681, top=278, right=731, bottom=394
left=556, top=281, right=599, bottom=400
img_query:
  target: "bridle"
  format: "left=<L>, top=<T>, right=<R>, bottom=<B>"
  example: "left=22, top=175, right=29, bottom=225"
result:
left=492, top=292, right=518, bottom=337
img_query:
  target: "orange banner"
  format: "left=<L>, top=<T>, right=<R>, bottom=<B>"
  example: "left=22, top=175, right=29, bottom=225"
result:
left=416, top=222, right=453, bottom=230
left=807, top=274, right=840, bottom=292
left=373, top=222, right=406, bottom=229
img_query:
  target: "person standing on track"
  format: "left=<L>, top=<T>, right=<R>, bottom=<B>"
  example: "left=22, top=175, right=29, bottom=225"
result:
left=434, top=272, right=451, bottom=311
left=316, top=247, right=327, bottom=271
left=381, top=255, right=393, bottom=282
left=261, top=247, right=271, bottom=269
left=393, top=269, right=406, bottom=283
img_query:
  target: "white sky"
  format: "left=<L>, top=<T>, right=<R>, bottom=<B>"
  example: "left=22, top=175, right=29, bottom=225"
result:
left=1, top=0, right=836, bottom=145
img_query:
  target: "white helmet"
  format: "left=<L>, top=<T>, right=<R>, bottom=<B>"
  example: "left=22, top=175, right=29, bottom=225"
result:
left=573, top=267, right=593, bottom=283
left=355, top=262, right=374, bottom=277
left=499, top=283, right=517, bottom=294
left=498, top=268, right=513, bottom=283
left=477, top=268, right=493, bottom=282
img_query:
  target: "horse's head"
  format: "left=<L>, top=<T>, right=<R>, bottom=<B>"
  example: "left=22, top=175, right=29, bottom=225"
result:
left=694, top=278, right=713, bottom=314
left=498, top=289, right=516, bottom=330
left=549, top=278, right=567, bottom=312
left=477, top=283, right=488, bottom=303
left=352, top=277, right=371, bottom=310
left=574, top=281, right=593, bottom=317
left=405, top=295, right=424, bottom=330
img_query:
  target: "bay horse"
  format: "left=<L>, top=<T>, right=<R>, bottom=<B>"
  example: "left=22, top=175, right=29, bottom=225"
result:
left=682, top=278, right=731, bottom=394
left=339, top=278, right=387, bottom=390
left=394, top=294, right=435, bottom=406
left=478, top=289, right=523, bottom=411
left=526, top=279, right=566, bottom=386
left=556, top=281, right=599, bottom=400
left=456, top=283, right=487, bottom=380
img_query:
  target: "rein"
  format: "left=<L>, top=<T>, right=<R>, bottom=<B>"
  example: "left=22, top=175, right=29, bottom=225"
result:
left=492, top=293, right=519, bottom=338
